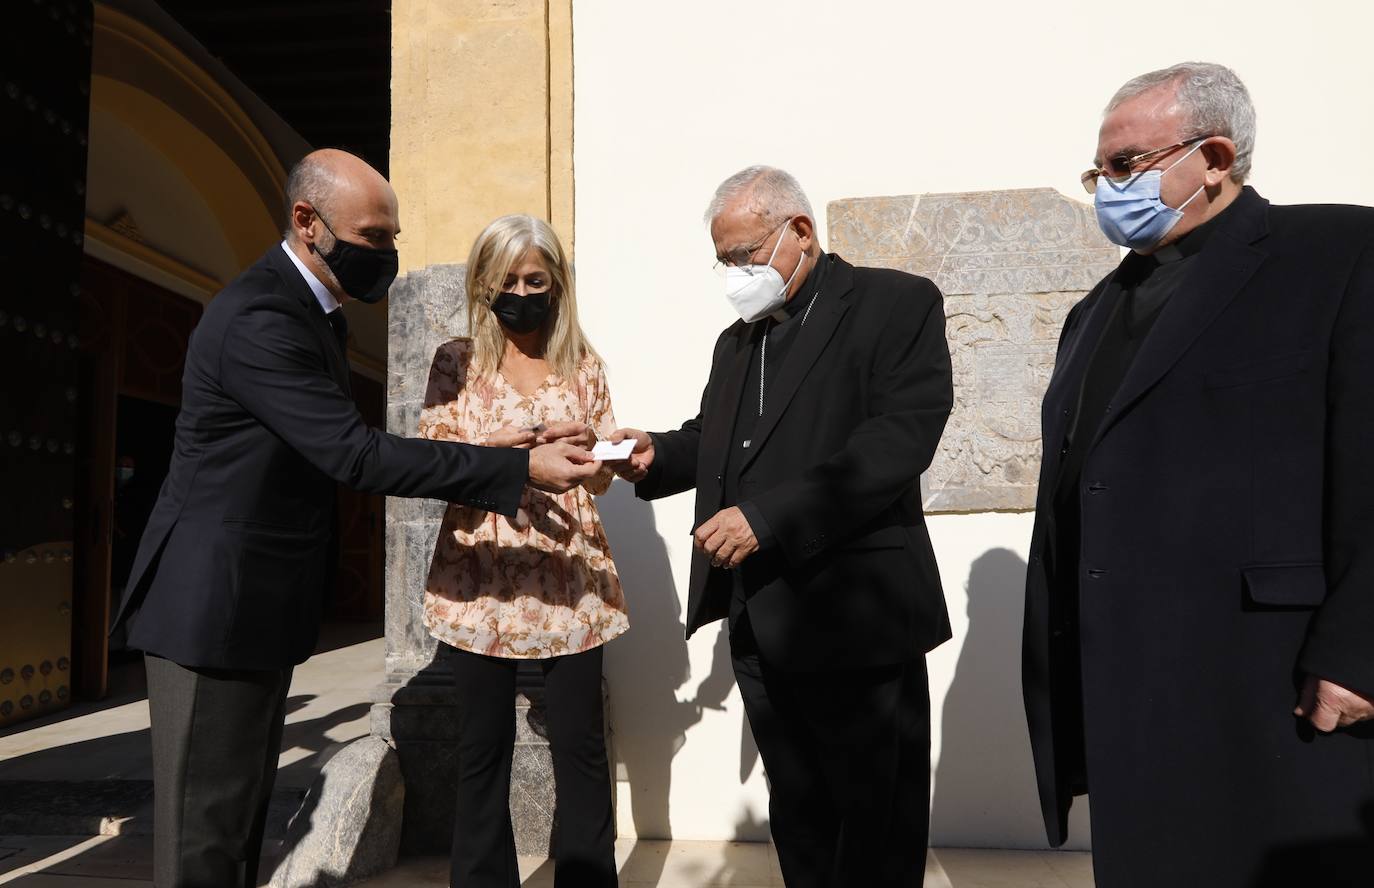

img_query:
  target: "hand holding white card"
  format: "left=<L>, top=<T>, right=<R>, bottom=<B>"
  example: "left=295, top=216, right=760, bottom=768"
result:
left=591, top=439, right=635, bottom=461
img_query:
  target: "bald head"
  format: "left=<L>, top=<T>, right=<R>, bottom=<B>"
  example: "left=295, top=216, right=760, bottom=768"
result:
left=283, top=149, right=400, bottom=300
left=284, top=149, right=397, bottom=239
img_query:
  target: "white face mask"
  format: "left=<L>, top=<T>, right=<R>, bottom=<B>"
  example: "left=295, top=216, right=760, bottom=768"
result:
left=723, top=219, right=806, bottom=323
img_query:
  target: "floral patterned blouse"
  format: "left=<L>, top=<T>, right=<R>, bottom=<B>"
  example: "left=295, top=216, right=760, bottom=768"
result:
left=417, top=338, right=628, bottom=659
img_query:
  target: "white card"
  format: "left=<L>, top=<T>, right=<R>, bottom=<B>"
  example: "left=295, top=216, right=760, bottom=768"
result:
left=591, top=439, right=635, bottom=461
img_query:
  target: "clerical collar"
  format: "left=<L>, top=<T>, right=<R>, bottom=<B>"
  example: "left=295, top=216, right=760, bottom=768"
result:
left=1151, top=201, right=1231, bottom=265
left=769, top=253, right=831, bottom=323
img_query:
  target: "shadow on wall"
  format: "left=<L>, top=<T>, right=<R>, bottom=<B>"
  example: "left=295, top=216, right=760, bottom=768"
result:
left=930, top=547, right=1091, bottom=850
left=595, top=483, right=763, bottom=854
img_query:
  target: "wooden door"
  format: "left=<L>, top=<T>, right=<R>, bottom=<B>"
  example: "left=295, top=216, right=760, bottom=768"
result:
left=73, top=259, right=201, bottom=699
left=0, top=1, right=94, bottom=728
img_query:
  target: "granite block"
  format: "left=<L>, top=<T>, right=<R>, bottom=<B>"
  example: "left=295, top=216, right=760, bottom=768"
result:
left=268, top=737, right=403, bottom=888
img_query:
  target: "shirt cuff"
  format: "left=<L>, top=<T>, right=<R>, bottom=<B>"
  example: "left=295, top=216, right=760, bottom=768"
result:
left=738, top=500, right=775, bottom=551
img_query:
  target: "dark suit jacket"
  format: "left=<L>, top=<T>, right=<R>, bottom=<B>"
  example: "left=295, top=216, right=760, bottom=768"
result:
left=1023, top=188, right=1374, bottom=885
left=113, top=246, right=528, bottom=670
left=636, top=255, right=954, bottom=671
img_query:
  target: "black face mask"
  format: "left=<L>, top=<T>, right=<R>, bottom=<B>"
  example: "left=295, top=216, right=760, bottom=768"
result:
left=490, top=291, right=552, bottom=334
left=313, top=212, right=399, bottom=304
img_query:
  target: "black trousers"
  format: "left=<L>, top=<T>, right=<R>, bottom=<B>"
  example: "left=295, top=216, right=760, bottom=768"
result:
left=450, top=645, right=617, bottom=888
left=145, top=653, right=293, bottom=888
left=731, top=620, right=931, bottom=888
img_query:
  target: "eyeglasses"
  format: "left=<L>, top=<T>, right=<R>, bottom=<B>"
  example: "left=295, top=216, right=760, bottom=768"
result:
left=713, top=219, right=790, bottom=273
left=1080, top=135, right=1211, bottom=194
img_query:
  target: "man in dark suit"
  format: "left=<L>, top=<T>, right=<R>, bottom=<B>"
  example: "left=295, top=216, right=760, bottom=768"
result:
left=612, top=166, right=953, bottom=887
left=1024, top=62, right=1374, bottom=887
left=112, top=149, right=600, bottom=887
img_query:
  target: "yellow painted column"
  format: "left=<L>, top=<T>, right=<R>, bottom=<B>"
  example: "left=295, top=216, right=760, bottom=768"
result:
left=391, top=0, right=574, bottom=273
left=383, top=4, right=578, bottom=856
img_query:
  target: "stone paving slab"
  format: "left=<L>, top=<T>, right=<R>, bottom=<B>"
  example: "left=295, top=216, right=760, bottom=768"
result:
left=0, top=780, right=303, bottom=839
left=0, top=836, right=1095, bottom=887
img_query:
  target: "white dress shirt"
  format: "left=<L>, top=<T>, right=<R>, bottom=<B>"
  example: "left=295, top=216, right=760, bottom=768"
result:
left=280, top=240, right=341, bottom=315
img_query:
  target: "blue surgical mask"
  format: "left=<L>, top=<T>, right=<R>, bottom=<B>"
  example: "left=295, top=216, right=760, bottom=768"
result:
left=1094, top=141, right=1207, bottom=250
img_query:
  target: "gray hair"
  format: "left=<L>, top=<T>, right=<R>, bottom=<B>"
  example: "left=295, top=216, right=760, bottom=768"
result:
left=282, top=155, right=339, bottom=238
left=703, top=165, right=815, bottom=228
left=1107, top=62, right=1257, bottom=182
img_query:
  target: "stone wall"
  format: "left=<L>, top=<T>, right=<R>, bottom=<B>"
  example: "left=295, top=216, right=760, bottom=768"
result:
left=828, top=188, right=1119, bottom=512
left=383, top=264, right=468, bottom=677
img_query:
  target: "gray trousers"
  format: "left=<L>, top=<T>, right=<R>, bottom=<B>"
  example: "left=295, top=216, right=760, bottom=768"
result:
left=145, top=654, right=293, bottom=888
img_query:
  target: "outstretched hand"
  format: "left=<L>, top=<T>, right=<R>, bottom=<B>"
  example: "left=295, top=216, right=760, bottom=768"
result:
left=608, top=428, right=654, bottom=483
left=528, top=441, right=600, bottom=493
left=486, top=425, right=538, bottom=449
left=536, top=421, right=595, bottom=449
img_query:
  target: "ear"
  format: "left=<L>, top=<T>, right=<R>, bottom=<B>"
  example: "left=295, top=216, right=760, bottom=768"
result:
left=792, top=214, right=818, bottom=253
left=291, top=201, right=318, bottom=245
left=1200, top=137, right=1238, bottom=186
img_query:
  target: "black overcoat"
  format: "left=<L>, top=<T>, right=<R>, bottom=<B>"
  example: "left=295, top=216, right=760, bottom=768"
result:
left=1024, top=188, right=1374, bottom=887
left=636, top=255, right=954, bottom=671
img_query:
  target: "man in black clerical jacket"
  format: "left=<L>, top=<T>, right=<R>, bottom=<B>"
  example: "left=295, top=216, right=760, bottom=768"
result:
left=1025, top=62, right=1374, bottom=888
left=112, top=149, right=599, bottom=888
left=613, top=165, right=953, bottom=887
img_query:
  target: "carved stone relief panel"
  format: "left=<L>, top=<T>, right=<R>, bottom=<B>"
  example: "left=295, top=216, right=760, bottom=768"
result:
left=828, top=188, right=1120, bottom=512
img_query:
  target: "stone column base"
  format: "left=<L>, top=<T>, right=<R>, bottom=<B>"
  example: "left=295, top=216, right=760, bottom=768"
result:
left=267, top=735, right=404, bottom=888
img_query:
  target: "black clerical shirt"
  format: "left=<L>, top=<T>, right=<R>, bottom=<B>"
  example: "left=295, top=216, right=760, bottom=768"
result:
left=1054, top=214, right=1221, bottom=525
left=723, top=253, right=831, bottom=627
left=722, top=254, right=832, bottom=533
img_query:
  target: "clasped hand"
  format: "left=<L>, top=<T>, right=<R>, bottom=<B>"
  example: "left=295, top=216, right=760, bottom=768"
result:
left=693, top=506, right=759, bottom=570
left=1295, top=675, right=1374, bottom=732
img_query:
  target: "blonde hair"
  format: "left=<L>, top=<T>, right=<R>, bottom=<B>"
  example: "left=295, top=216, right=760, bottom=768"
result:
left=464, top=214, right=599, bottom=382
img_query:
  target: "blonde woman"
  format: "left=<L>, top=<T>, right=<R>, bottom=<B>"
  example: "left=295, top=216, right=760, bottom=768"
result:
left=418, top=215, right=624, bottom=887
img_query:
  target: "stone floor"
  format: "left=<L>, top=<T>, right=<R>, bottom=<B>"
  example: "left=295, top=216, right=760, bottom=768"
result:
left=0, top=834, right=1093, bottom=887
left=0, top=623, right=384, bottom=790
left=0, top=625, right=1095, bottom=886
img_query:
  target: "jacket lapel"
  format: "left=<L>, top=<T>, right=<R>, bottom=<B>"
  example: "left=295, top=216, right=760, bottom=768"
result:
left=701, top=322, right=759, bottom=480
left=267, top=246, right=353, bottom=395
left=1092, top=189, right=1270, bottom=446
left=1040, top=274, right=1124, bottom=454
left=740, top=257, right=854, bottom=472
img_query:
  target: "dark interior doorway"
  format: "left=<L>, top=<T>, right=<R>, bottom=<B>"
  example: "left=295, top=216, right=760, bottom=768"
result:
left=107, top=395, right=178, bottom=657
left=74, top=258, right=386, bottom=697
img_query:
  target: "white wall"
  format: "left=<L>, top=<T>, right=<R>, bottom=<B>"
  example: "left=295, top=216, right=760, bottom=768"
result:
left=573, top=0, right=1374, bottom=848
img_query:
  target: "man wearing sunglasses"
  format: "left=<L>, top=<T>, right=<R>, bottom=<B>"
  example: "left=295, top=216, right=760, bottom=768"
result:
left=1023, top=62, right=1374, bottom=886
